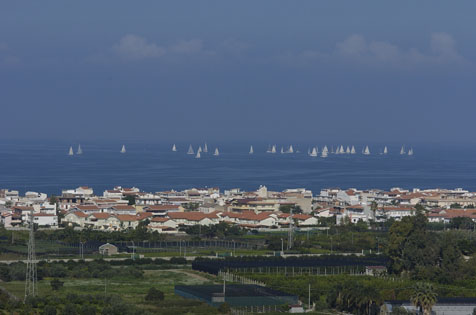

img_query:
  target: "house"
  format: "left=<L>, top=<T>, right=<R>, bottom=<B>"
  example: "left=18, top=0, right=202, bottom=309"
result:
left=1, top=213, right=12, bottom=228
left=381, top=297, right=476, bottom=315
left=33, top=213, right=58, bottom=227
left=116, top=215, right=140, bottom=229
left=108, top=205, right=136, bottom=215
left=70, top=205, right=101, bottom=214
left=63, top=211, right=88, bottom=227
left=143, top=205, right=182, bottom=216
left=167, top=212, right=217, bottom=226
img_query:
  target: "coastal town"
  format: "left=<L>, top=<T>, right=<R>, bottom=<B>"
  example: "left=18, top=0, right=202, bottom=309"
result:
left=2, top=185, right=476, bottom=232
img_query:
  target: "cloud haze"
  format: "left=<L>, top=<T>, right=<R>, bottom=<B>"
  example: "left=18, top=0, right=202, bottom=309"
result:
left=112, top=35, right=213, bottom=60
left=279, top=33, right=468, bottom=68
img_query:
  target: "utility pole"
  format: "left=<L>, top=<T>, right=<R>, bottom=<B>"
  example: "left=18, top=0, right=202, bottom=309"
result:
left=24, top=209, right=37, bottom=302
left=308, top=283, right=311, bottom=310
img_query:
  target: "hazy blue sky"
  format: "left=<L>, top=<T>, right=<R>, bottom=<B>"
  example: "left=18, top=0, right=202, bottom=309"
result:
left=1, top=1, right=475, bottom=143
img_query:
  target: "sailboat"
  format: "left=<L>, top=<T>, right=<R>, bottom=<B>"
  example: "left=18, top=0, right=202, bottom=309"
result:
left=120, top=145, right=126, bottom=154
left=322, top=145, right=328, bottom=154
left=351, top=146, right=356, bottom=154
left=346, top=146, right=351, bottom=154
left=197, top=146, right=202, bottom=154
left=310, top=147, right=318, bottom=157
left=172, top=144, right=177, bottom=152
left=288, top=145, right=294, bottom=154
left=203, top=143, right=208, bottom=153
left=187, top=145, right=194, bottom=155
left=408, top=148, right=414, bottom=156
left=195, top=151, right=201, bottom=159
left=400, top=146, right=406, bottom=155
left=76, top=144, right=82, bottom=155
left=271, top=145, right=277, bottom=154
left=249, top=145, right=254, bottom=154
left=321, top=150, right=328, bottom=158
left=213, top=148, right=219, bottom=156
left=331, top=146, right=335, bottom=154
left=339, top=145, right=345, bottom=154
left=363, top=146, right=370, bottom=155
left=280, top=147, right=284, bottom=154
left=383, top=146, right=388, bottom=155
left=68, top=146, right=74, bottom=156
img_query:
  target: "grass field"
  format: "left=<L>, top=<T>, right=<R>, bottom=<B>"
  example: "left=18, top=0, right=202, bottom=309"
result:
left=0, top=269, right=220, bottom=314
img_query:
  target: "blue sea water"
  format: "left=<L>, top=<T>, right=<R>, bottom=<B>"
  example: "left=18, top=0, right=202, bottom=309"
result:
left=0, top=141, right=475, bottom=196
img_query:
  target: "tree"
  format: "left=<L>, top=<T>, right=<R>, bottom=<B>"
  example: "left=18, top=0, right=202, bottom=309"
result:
left=50, top=278, right=64, bottom=291
left=450, top=217, right=474, bottom=230
left=122, top=195, right=136, bottom=205
left=370, top=201, right=378, bottom=220
left=218, top=302, right=231, bottom=314
left=410, top=282, right=437, bottom=315
left=145, top=287, right=164, bottom=302
left=279, top=205, right=302, bottom=214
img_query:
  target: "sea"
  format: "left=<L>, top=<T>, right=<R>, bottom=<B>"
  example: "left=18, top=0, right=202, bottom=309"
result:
left=0, top=140, right=475, bottom=196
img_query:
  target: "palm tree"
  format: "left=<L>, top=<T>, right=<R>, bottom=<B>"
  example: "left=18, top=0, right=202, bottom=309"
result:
left=410, top=282, right=437, bottom=315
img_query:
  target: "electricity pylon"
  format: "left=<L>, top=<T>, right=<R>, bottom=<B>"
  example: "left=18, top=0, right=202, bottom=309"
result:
left=24, top=209, right=37, bottom=301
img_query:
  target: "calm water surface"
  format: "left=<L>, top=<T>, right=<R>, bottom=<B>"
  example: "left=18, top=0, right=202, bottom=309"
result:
left=0, top=141, right=475, bottom=195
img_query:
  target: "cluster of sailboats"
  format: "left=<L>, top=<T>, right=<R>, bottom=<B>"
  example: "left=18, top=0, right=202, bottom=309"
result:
left=67, top=144, right=414, bottom=157
left=264, top=144, right=413, bottom=158
left=67, top=144, right=83, bottom=156
left=183, top=143, right=219, bottom=159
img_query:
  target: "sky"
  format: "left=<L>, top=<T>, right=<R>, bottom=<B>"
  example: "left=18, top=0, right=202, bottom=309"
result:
left=0, top=1, right=475, bottom=144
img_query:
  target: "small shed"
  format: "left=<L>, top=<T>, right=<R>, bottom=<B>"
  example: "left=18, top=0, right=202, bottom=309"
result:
left=99, top=243, right=118, bottom=256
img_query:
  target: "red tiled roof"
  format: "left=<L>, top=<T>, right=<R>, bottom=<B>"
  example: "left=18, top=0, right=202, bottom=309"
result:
left=71, top=211, right=88, bottom=218
left=111, top=205, right=136, bottom=211
left=76, top=205, right=100, bottom=211
left=151, top=217, right=171, bottom=222
left=91, top=213, right=111, bottom=219
left=168, top=212, right=215, bottom=221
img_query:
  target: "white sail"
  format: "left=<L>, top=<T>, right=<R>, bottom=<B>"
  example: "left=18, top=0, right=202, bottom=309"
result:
left=197, top=146, right=202, bottom=154
left=408, top=148, right=414, bottom=156
left=339, top=145, right=345, bottom=154
left=187, top=145, right=194, bottom=155
left=363, top=145, right=370, bottom=155
left=321, top=150, right=328, bottom=158
left=400, top=146, right=406, bottom=155
left=346, top=146, right=350, bottom=154
left=351, top=146, right=356, bottom=154
left=172, top=144, right=177, bottom=152
left=249, top=145, right=254, bottom=154
left=77, top=144, right=82, bottom=155
left=383, top=146, right=388, bottom=155
left=203, top=143, right=208, bottom=153
left=195, top=151, right=201, bottom=159
left=289, top=145, right=294, bottom=154
left=322, top=145, right=329, bottom=154
left=213, top=148, right=219, bottom=156
left=120, top=145, right=126, bottom=154
left=68, top=146, right=74, bottom=156
left=271, top=145, right=276, bottom=154
left=310, top=147, right=318, bottom=157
